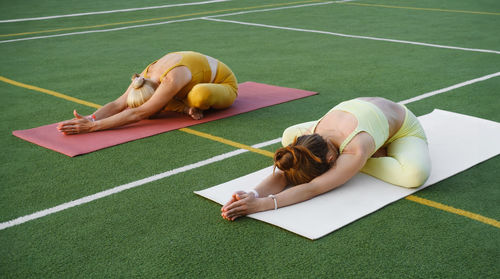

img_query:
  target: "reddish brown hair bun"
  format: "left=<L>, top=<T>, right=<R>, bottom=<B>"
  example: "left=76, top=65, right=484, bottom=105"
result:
left=273, top=134, right=331, bottom=185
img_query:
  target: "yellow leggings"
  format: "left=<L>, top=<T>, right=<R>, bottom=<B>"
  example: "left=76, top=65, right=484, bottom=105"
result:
left=163, top=61, right=238, bottom=112
left=361, top=107, right=430, bottom=188
left=281, top=107, right=431, bottom=188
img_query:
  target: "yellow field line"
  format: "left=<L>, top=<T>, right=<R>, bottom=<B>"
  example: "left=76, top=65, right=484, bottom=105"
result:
left=179, top=128, right=275, bottom=157
left=2, top=1, right=496, bottom=38
left=2, top=75, right=498, bottom=229
left=0, top=0, right=318, bottom=38
left=0, top=75, right=273, bottom=156
left=0, top=76, right=102, bottom=109
left=341, top=2, right=500, bottom=16
left=405, top=195, right=500, bottom=229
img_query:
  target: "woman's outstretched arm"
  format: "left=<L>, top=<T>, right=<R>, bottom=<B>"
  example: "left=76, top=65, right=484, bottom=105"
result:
left=56, top=84, right=131, bottom=135
left=92, top=84, right=133, bottom=120
left=221, top=169, right=288, bottom=221
left=221, top=152, right=366, bottom=221
left=222, top=134, right=373, bottom=221
left=57, top=68, right=190, bottom=134
left=268, top=151, right=367, bottom=209
left=88, top=78, right=182, bottom=132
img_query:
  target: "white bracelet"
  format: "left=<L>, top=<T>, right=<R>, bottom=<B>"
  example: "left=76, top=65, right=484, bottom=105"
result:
left=249, top=189, right=259, bottom=198
left=268, top=194, right=278, bottom=210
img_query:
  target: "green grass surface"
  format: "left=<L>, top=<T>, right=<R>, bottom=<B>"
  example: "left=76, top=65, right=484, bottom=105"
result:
left=1, top=0, right=499, bottom=277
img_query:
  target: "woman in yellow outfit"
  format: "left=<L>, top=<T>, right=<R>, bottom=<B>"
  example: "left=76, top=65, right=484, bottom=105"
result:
left=58, top=51, right=238, bottom=134
left=221, top=97, right=431, bottom=221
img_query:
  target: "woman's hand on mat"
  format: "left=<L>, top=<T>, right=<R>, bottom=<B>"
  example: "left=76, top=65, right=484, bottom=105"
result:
left=221, top=191, right=261, bottom=221
left=57, top=110, right=94, bottom=135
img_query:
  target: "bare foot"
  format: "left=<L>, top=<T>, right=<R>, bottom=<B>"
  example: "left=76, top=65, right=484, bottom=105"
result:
left=187, top=107, right=204, bottom=120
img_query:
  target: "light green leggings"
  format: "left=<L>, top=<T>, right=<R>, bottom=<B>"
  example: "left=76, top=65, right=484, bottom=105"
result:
left=281, top=107, right=431, bottom=188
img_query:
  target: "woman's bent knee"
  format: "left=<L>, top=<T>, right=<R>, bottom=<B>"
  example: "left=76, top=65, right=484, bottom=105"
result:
left=397, top=164, right=430, bottom=188
left=188, top=85, right=213, bottom=109
left=386, top=136, right=431, bottom=188
left=362, top=155, right=430, bottom=188
left=187, top=84, right=236, bottom=110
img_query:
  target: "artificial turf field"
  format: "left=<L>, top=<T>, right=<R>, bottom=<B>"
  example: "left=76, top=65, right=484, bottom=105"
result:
left=1, top=0, right=499, bottom=277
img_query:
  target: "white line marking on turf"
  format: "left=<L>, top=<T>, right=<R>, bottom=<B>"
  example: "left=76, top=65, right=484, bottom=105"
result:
left=202, top=18, right=500, bottom=55
left=0, top=0, right=230, bottom=23
left=0, top=1, right=335, bottom=44
left=2, top=71, right=498, bottom=230
left=201, top=1, right=340, bottom=18
left=0, top=138, right=281, bottom=231
left=0, top=18, right=200, bottom=44
left=399, top=72, right=500, bottom=104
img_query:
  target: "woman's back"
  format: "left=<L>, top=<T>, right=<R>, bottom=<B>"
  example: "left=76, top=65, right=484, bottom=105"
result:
left=317, top=97, right=405, bottom=138
left=357, top=97, right=405, bottom=137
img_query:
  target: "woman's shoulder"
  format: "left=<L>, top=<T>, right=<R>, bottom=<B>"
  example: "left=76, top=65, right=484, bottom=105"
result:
left=318, top=110, right=358, bottom=133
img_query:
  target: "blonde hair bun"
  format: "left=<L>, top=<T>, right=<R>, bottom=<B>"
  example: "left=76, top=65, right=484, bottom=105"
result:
left=127, top=74, right=156, bottom=108
left=131, top=74, right=145, bottom=89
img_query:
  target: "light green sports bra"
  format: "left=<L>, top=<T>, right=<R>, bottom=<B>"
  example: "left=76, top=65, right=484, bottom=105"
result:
left=313, top=99, right=390, bottom=154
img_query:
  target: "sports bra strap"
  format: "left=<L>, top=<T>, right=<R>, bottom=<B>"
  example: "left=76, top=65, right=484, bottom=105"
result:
left=143, top=60, right=183, bottom=81
left=339, top=129, right=362, bottom=153
left=160, top=63, right=183, bottom=80
left=143, top=61, right=156, bottom=79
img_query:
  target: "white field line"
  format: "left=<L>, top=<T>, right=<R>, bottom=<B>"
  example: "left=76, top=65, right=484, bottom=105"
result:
left=399, top=72, right=500, bottom=104
left=0, top=138, right=282, bottom=230
left=2, top=0, right=498, bottom=56
left=0, top=18, right=200, bottom=44
left=201, top=1, right=352, bottom=18
left=0, top=1, right=336, bottom=44
left=2, top=72, right=498, bottom=230
left=0, top=0, right=230, bottom=23
left=203, top=18, right=500, bottom=55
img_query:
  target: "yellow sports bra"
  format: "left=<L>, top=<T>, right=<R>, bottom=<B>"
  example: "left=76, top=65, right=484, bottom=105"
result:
left=312, top=99, right=390, bottom=154
left=143, top=51, right=213, bottom=98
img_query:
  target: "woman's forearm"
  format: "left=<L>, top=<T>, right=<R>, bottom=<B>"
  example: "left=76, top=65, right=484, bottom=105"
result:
left=271, top=182, right=319, bottom=209
left=270, top=153, right=367, bottom=209
left=254, top=170, right=288, bottom=197
left=91, top=108, right=143, bottom=132
left=93, top=100, right=127, bottom=120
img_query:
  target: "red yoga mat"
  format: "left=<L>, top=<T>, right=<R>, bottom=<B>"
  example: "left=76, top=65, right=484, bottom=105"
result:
left=13, top=82, right=317, bottom=157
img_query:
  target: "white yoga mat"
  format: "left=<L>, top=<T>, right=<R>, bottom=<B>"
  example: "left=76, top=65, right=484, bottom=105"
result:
left=195, top=109, right=500, bottom=239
